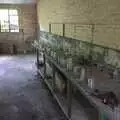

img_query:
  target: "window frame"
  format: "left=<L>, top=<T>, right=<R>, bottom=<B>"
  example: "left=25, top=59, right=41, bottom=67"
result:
left=0, top=8, right=19, bottom=33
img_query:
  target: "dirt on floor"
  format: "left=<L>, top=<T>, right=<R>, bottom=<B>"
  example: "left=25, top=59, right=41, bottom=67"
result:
left=0, top=55, right=66, bottom=120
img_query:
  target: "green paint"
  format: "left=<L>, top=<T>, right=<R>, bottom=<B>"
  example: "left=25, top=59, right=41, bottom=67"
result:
left=100, top=112, right=108, bottom=120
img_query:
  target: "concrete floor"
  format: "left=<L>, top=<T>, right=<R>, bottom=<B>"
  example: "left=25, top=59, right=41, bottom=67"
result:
left=0, top=55, right=65, bottom=120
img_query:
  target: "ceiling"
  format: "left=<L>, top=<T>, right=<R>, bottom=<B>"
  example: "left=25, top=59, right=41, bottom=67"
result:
left=0, top=0, right=36, bottom=4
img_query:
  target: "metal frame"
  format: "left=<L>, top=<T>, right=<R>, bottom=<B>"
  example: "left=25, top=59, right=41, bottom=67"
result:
left=36, top=51, right=99, bottom=120
left=37, top=52, right=73, bottom=120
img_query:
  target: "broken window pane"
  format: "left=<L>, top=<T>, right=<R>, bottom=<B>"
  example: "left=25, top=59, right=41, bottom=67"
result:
left=0, top=9, right=19, bottom=32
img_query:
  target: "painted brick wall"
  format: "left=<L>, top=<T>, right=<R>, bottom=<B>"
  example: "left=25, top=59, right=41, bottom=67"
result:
left=0, top=4, right=37, bottom=53
left=37, top=0, right=120, bottom=49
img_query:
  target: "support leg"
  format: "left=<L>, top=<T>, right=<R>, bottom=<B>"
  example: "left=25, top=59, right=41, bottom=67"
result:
left=67, top=80, right=72, bottom=118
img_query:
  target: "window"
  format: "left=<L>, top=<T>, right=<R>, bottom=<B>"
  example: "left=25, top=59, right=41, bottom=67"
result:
left=0, top=9, right=19, bottom=32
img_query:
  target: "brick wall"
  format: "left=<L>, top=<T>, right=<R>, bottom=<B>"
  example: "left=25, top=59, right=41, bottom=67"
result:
left=0, top=4, right=37, bottom=54
left=37, top=0, right=120, bottom=49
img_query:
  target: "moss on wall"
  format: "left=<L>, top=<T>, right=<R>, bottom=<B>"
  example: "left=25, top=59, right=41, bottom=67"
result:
left=37, top=0, right=120, bottom=49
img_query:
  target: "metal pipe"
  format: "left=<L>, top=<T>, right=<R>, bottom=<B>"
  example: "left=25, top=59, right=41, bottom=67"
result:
left=67, top=79, right=72, bottom=118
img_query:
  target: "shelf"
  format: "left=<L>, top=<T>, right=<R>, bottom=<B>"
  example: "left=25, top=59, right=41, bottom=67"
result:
left=38, top=68, right=70, bottom=120
left=45, top=55, right=120, bottom=120
left=45, top=55, right=99, bottom=120
left=37, top=52, right=120, bottom=120
left=45, top=55, right=96, bottom=106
